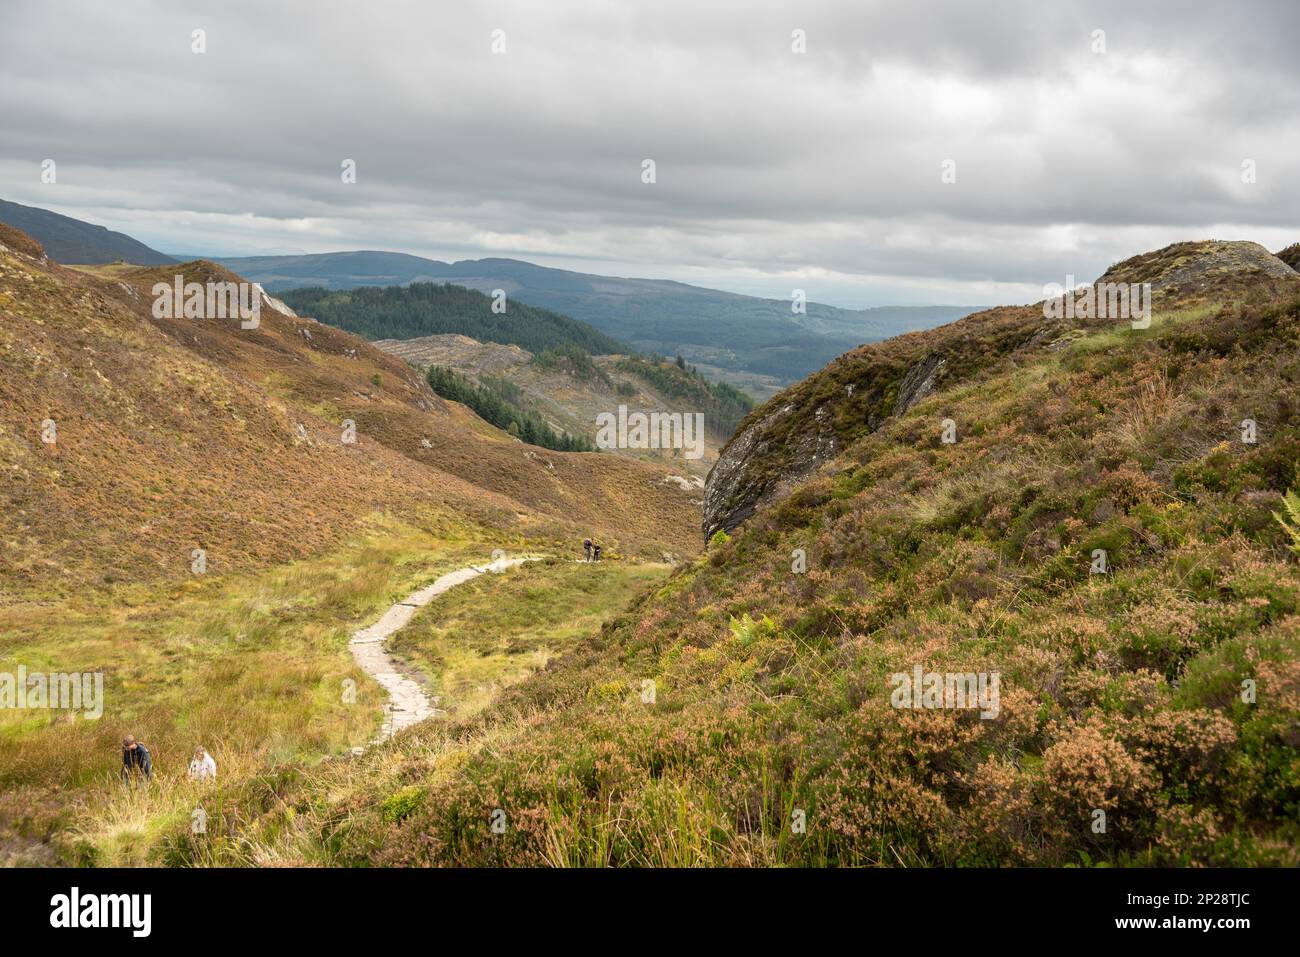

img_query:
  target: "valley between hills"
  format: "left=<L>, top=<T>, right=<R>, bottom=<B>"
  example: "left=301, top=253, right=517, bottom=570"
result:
left=2, top=219, right=1299, bottom=867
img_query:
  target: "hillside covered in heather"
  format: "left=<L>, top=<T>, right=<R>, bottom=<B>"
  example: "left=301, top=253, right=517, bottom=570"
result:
left=162, top=239, right=1300, bottom=867
left=0, top=224, right=702, bottom=863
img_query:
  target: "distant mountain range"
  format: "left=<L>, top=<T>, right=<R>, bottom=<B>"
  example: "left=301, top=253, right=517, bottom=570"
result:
left=0, top=199, right=982, bottom=386
left=0, top=198, right=174, bottom=265
left=214, top=251, right=983, bottom=384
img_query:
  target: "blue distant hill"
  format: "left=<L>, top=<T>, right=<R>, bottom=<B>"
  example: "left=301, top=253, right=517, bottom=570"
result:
left=0, top=198, right=174, bottom=266
left=216, top=250, right=982, bottom=383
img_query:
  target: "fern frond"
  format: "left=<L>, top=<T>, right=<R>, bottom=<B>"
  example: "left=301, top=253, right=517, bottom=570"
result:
left=1272, top=489, right=1300, bottom=555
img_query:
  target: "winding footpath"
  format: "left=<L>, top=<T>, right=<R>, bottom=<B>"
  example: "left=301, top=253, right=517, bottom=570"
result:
left=349, top=556, right=534, bottom=745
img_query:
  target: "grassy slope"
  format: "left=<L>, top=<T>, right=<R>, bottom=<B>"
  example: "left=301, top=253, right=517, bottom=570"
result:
left=0, top=517, right=483, bottom=864
left=209, top=282, right=1300, bottom=867
left=0, top=248, right=700, bottom=598
left=0, top=231, right=701, bottom=864
left=389, top=559, right=670, bottom=720
left=44, top=556, right=670, bottom=866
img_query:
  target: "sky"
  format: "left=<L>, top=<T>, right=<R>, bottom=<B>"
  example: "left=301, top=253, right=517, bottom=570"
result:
left=1, top=0, right=1297, bottom=308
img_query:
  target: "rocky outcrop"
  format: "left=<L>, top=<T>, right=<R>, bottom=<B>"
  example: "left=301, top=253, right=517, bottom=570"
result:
left=0, top=223, right=46, bottom=262
left=893, top=354, right=947, bottom=416
left=661, top=473, right=705, bottom=492
left=255, top=284, right=299, bottom=319
left=1276, top=244, right=1300, bottom=273
left=703, top=400, right=836, bottom=540
left=704, top=238, right=1300, bottom=546
left=1098, top=240, right=1300, bottom=299
left=702, top=349, right=955, bottom=541
left=701, top=304, right=1058, bottom=543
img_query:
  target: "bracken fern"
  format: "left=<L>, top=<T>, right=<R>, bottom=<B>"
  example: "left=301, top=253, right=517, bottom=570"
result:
left=1273, top=489, right=1300, bottom=555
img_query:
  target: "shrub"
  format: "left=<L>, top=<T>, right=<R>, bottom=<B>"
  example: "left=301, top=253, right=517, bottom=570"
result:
left=381, top=785, right=425, bottom=824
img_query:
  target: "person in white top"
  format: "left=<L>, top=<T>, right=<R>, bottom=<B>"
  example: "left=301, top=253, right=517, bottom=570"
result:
left=188, top=746, right=217, bottom=783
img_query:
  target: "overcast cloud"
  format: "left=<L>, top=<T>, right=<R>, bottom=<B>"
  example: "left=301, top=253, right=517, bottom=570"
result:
left=1, top=0, right=1296, bottom=307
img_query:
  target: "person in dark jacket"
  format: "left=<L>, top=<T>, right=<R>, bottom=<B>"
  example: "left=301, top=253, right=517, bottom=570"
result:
left=592, top=542, right=602, bottom=562
left=121, top=735, right=152, bottom=784
left=583, top=538, right=592, bottom=562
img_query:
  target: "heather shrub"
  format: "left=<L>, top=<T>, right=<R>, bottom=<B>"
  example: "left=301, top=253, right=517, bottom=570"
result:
left=172, top=291, right=1300, bottom=869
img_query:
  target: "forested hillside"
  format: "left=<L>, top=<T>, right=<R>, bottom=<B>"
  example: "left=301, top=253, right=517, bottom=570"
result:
left=373, top=335, right=744, bottom=476
left=425, top=365, right=595, bottom=452
left=617, top=353, right=755, bottom=437
left=219, top=251, right=981, bottom=386
left=279, top=282, right=627, bottom=355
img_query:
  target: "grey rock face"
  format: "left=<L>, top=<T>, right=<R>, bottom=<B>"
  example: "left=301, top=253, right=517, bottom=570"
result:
left=702, top=402, right=836, bottom=541
left=1274, top=243, right=1300, bottom=273
left=702, top=350, right=949, bottom=542
left=1099, top=240, right=1300, bottom=295
left=893, top=354, right=947, bottom=416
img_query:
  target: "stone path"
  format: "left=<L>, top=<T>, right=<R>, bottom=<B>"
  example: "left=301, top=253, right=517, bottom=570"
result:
left=349, top=556, right=533, bottom=745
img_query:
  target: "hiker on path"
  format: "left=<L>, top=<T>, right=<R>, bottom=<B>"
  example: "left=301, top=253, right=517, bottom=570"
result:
left=592, top=542, right=602, bottom=562
left=583, top=538, right=592, bottom=562
left=121, top=735, right=152, bottom=784
left=188, top=746, right=217, bottom=783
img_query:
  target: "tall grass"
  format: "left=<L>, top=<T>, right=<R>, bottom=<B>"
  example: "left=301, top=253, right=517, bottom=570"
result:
left=0, top=512, right=526, bottom=863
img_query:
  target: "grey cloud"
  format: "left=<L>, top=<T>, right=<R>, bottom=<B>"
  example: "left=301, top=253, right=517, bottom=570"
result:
left=0, top=0, right=1295, bottom=306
